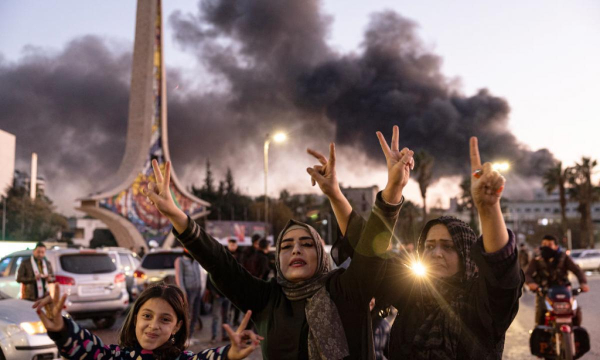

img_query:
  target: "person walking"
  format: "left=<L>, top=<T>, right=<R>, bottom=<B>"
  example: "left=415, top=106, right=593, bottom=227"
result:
left=174, top=249, right=206, bottom=340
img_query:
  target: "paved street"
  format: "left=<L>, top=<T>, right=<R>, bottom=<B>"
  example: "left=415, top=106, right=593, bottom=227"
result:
left=82, top=274, right=600, bottom=359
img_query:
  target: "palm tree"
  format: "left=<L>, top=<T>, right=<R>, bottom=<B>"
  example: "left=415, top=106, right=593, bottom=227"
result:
left=568, top=157, right=599, bottom=248
left=413, top=150, right=434, bottom=224
left=542, top=162, right=570, bottom=237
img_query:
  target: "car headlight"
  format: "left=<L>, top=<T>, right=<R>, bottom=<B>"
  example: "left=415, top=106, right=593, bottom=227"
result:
left=20, top=321, right=47, bottom=335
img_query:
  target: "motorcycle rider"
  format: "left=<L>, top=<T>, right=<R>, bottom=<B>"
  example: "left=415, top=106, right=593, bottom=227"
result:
left=525, top=234, right=589, bottom=326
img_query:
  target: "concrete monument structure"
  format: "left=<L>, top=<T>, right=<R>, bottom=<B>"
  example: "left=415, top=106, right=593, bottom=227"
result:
left=78, top=0, right=209, bottom=250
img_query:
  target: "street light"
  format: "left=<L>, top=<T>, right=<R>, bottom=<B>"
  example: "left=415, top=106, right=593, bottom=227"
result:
left=264, top=132, right=287, bottom=238
left=492, top=162, right=510, bottom=172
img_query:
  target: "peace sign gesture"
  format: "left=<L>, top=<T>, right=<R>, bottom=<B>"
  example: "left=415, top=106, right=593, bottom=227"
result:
left=224, top=310, right=264, bottom=360
left=306, top=143, right=340, bottom=198
left=470, top=137, right=505, bottom=210
left=376, top=126, right=414, bottom=204
left=32, top=284, right=67, bottom=332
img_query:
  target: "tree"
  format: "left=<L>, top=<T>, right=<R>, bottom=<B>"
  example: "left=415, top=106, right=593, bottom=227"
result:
left=413, top=150, right=434, bottom=224
left=1, top=186, right=68, bottom=241
left=542, top=161, right=570, bottom=237
left=568, top=157, right=599, bottom=248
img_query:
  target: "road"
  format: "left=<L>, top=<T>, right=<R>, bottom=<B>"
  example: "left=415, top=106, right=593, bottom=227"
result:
left=83, top=274, right=600, bottom=359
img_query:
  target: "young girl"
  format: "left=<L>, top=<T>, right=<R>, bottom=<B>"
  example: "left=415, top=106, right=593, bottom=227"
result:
left=33, top=283, right=262, bottom=360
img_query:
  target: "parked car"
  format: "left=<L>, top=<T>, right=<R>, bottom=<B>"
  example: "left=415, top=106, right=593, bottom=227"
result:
left=0, top=289, right=60, bottom=360
left=133, top=248, right=207, bottom=296
left=570, top=249, right=600, bottom=272
left=102, top=247, right=141, bottom=300
left=0, top=248, right=129, bottom=329
left=0, top=250, right=33, bottom=299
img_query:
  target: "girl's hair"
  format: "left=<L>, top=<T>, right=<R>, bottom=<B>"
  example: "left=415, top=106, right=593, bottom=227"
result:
left=118, top=283, right=189, bottom=359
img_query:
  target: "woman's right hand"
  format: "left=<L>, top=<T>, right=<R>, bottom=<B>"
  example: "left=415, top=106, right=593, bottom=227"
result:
left=306, top=143, right=341, bottom=199
left=376, top=125, right=414, bottom=204
left=32, top=284, right=67, bottom=332
left=223, top=310, right=264, bottom=360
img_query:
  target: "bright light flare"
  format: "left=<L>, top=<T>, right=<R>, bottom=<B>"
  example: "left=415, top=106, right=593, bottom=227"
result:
left=411, top=262, right=427, bottom=277
left=492, top=162, right=510, bottom=172
left=20, top=321, right=47, bottom=335
left=273, top=132, right=287, bottom=143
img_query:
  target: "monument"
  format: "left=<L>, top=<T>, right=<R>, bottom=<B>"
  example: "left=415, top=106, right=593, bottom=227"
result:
left=78, top=0, right=209, bottom=250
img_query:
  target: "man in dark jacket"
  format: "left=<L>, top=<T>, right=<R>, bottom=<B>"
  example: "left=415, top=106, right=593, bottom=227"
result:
left=525, top=234, right=589, bottom=325
left=16, top=242, right=55, bottom=301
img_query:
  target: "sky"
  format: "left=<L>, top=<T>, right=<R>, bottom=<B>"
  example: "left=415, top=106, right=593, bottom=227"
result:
left=1, top=0, right=599, bottom=216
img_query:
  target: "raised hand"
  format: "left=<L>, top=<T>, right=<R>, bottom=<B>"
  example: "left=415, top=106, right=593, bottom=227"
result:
left=144, top=160, right=179, bottom=218
left=376, top=125, right=414, bottom=204
left=306, top=143, right=341, bottom=198
left=223, top=310, right=264, bottom=360
left=470, top=137, right=505, bottom=211
left=32, top=284, right=67, bottom=332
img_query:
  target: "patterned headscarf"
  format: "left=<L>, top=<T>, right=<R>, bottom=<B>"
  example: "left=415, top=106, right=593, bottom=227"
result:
left=275, top=219, right=350, bottom=360
left=412, top=216, right=480, bottom=359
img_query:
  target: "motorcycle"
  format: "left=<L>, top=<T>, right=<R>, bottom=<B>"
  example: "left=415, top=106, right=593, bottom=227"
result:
left=529, top=285, right=590, bottom=359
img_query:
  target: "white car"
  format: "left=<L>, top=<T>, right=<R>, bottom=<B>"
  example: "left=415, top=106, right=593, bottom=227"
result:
left=0, top=290, right=60, bottom=360
left=570, top=249, right=600, bottom=272
left=133, top=249, right=206, bottom=296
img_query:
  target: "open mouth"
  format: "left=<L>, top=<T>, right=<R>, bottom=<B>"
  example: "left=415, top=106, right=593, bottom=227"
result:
left=289, top=259, right=307, bottom=267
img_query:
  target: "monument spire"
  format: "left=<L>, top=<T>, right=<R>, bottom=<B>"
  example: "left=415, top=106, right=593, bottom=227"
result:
left=78, top=0, right=209, bottom=249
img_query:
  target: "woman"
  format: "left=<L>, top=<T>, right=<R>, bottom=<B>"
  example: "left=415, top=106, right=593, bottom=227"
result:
left=143, top=130, right=414, bottom=359
left=33, top=283, right=261, bottom=360
left=307, top=131, right=523, bottom=359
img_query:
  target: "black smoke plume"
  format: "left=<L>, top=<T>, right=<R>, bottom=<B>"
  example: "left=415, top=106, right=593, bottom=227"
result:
left=1, top=0, right=554, bottom=213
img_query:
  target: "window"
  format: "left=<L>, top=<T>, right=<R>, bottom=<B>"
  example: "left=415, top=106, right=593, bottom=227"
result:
left=10, top=256, right=28, bottom=276
left=60, top=254, right=116, bottom=274
left=119, top=253, right=132, bottom=272
left=141, top=253, right=182, bottom=270
left=525, top=208, right=531, bottom=213
left=0, top=257, right=12, bottom=275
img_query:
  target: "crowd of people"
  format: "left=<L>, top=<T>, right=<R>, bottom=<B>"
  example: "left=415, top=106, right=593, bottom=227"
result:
left=28, top=126, right=592, bottom=359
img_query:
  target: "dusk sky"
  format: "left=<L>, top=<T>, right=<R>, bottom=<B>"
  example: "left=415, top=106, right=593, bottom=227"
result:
left=1, top=0, right=599, bottom=216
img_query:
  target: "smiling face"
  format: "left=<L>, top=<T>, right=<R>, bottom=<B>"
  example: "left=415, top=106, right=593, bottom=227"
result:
left=278, top=228, right=318, bottom=283
left=135, top=298, right=182, bottom=351
left=423, top=224, right=461, bottom=279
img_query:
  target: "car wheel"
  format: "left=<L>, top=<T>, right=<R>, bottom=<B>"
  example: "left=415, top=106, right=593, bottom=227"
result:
left=93, top=316, right=117, bottom=329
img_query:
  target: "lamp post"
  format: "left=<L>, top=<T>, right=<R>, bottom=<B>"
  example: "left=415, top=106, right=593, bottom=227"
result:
left=263, top=132, right=287, bottom=238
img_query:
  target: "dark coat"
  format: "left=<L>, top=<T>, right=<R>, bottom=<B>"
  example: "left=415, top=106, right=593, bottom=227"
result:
left=16, top=256, right=55, bottom=300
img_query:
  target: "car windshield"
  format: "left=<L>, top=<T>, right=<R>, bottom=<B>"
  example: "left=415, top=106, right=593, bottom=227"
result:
left=141, top=253, right=182, bottom=270
left=60, top=254, right=116, bottom=274
left=570, top=252, right=582, bottom=258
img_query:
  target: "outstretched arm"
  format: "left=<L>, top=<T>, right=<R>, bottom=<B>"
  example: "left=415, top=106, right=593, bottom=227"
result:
left=470, top=137, right=509, bottom=253
left=145, top=160, right=271, bottom=313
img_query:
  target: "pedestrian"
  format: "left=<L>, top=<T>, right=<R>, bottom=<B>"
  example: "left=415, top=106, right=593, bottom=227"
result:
left=139, top=246, right=146, bottom=258
left=33, top=283, right=261, bottom=360
left=525, top=234, right=589, bottom=326
left=518, top=243, right=529, bottom=270
left=16, top=242, right=55, bottom=301
left=206, top=276, right=231, bottom=344
left=143, top=149, right=409, bottom=359
left=308, top=129, right=523, bottom=359
left=174, top=249, right=206, bottom=340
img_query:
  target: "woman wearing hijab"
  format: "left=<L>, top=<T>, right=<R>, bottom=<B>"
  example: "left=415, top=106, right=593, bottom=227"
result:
left=142, top=127, right=414, bottom=360
left=307, top=133, right=523, bottom=360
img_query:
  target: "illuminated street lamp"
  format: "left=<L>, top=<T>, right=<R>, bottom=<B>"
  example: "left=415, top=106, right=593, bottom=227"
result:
left=264, top=132, right=287, bottom=237
left=492, top=162, right=510, bottom=172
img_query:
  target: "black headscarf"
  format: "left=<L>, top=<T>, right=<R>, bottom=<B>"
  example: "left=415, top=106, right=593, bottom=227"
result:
left=412, top=216, right=480, bottom=359
left=275, top=219, right=350, bottom=360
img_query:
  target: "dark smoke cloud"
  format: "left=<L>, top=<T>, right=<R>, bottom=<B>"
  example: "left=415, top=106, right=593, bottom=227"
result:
left=2, top=0, right=554, bottom=213
left=170, top=3, right=554, bottom=178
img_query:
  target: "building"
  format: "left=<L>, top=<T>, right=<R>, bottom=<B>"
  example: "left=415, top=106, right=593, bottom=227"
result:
left=341, top=185, right=379, bottom=219
left=67, top=218, right=109, bottom=248
left=0, top=129, right=16, bottom=198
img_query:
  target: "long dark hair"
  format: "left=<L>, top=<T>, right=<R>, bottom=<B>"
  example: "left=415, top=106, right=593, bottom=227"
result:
left=118, top=283, right=189, bottom=359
